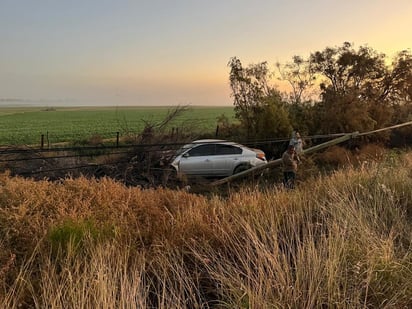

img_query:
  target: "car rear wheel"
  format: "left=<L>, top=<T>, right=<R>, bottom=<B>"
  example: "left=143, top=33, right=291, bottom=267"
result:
left=233, top=164, right=251, bottom=175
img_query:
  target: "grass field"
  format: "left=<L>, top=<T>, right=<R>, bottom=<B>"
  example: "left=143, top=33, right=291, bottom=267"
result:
left=0, top=106, right=235, bottom=146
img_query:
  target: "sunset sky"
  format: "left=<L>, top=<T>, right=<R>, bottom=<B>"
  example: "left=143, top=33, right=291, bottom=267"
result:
left=0, top=0, right=411, bottom=106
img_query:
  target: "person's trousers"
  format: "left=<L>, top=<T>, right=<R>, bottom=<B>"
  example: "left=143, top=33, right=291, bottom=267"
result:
left=283, top=171, right=296, bottom=189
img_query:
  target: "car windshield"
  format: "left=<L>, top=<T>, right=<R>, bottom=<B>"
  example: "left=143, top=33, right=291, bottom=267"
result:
left=175, top=143, right=195, bottom=156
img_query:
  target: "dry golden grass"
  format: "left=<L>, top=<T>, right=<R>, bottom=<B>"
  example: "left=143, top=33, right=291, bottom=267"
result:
left=1, top=149, right=412, bottom=308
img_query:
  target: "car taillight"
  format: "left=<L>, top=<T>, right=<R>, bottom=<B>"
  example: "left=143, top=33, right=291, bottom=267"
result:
left=256, top=152, right=266, bottom=161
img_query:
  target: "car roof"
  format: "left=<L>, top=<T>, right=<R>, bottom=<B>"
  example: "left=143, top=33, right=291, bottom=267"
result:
left=191, top=139, right=241, bottom=145
left=191, top=139, right=228, bottom=143
left=178, top=140, right=238, bottom=152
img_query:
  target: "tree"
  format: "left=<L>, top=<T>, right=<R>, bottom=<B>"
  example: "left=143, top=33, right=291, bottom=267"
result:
left=255, top=90, right=292, bottom=139
left=316, top=88, right=376, bottom=134
left=276, top=55, right=317, bottom=104
left=384, top=50, right=412, bottom=104
left=228, top=57, right=272, bottom=138
left=310, top=42, right=387, bottom=98
left=386, top=50, right=412, bottom=141
left=309, top=42, right=394, bottom=133
left=228, top=44, right=411, bottom=140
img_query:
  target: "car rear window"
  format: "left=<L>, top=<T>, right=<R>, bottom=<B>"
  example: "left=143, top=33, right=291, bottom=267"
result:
left=188, top=144, right=216, bottom=156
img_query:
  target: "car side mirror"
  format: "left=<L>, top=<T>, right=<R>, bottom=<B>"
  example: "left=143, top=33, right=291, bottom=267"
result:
left=183, top=153, right=190, bottom=158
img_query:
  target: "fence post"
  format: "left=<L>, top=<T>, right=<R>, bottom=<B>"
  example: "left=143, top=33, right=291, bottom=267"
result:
left=41, top=134, right=44, bottom=149
left=116, top=132, right=120, bottom=147
left=215, top=125, right=219, bottom=138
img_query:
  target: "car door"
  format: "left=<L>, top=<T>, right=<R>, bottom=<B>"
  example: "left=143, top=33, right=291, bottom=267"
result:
left=178, top=144, right=216, bottom=176
left=212, top=144, right=243, bottom=176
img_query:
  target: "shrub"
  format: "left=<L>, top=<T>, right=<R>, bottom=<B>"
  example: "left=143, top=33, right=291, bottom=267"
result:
left=315, top=145, right=353, bottom=168
left=354, top=143, right=387, bottom=163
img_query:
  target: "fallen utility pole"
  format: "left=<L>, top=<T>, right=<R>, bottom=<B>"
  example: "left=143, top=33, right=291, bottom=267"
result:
left=209, top=131, right=359, bottom=187
left=359, top=120, right=412, bottom=136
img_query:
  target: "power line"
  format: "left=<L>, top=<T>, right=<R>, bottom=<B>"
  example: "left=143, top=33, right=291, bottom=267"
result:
left=0, top=132, right=362, bottom=158
left=2, top=128, right=406, bottom=172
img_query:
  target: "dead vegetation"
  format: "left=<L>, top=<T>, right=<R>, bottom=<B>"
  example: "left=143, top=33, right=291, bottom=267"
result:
left=0, top=151, right=412, bottom=307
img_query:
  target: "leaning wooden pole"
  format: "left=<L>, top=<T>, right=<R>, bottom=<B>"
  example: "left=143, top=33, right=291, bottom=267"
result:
left=358, top=120, right=412, bottom=136
left=209, top=131, right=359, bottom=187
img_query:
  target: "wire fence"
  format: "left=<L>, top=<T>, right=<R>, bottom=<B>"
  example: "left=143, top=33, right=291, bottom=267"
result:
left=0, top=133, right=352, bottom=178
left=2, top=118, right=412, bottom=178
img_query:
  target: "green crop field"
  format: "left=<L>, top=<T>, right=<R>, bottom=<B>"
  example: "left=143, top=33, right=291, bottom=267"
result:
left=0, top=106, right=235, bottom=146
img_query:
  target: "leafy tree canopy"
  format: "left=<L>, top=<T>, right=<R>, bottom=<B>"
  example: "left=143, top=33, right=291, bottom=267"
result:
left=228, top=43, right=412, bottom=141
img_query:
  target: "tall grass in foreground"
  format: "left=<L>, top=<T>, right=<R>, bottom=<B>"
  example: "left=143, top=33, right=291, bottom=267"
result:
left=1, top=152, right=412, bottom=308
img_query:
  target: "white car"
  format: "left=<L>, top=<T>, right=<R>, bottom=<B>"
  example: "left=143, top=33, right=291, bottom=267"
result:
left=171, top=139, right=267, bottom=177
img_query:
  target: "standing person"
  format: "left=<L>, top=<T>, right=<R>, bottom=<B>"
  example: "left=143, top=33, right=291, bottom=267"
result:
left=289, top=131, right=304, bottom=155
left=282, top=144, right=299, bottom=189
